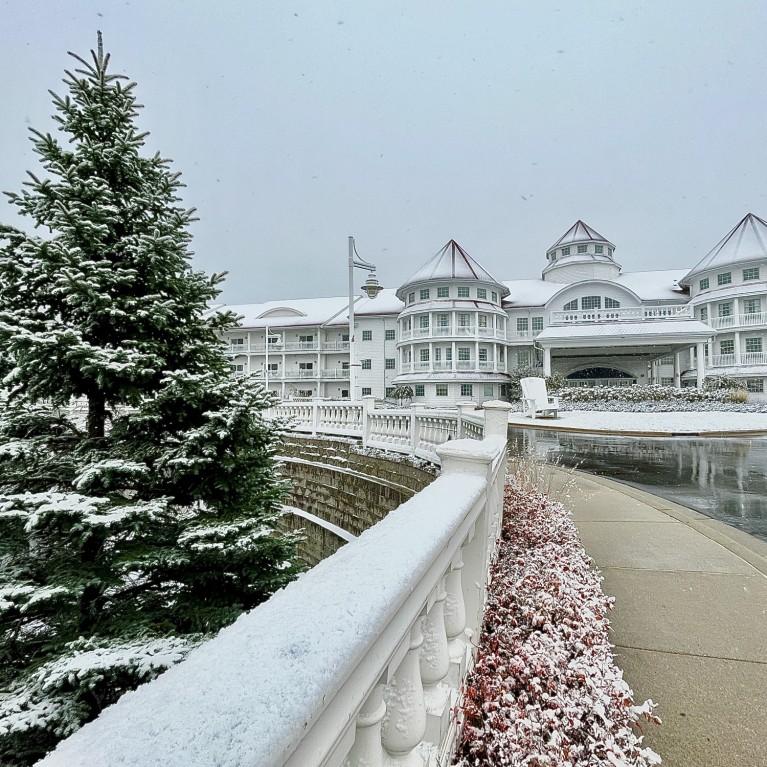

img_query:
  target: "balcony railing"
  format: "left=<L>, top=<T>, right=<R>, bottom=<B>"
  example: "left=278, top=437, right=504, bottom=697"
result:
left=321, top=341, right=350, bottom=351
left=741, top=351, right=767, bottom=365
left=282, top=369, right=318, bottom=379
left=283, top=342, right=319, bottom=352
left=320, top=368, right=350, bottom=379
left=709, top=316, right=736, bottom=330
left=710, top=354, right=736, bottom=367
left=739, top=311, right=767, bottom=327
left=551, top=305, right=691, bottom=324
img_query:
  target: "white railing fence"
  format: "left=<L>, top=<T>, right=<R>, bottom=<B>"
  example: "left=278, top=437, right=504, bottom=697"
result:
left=40, top=403, right=513, bottom=767
left=267, top=397, right=491, bottom=462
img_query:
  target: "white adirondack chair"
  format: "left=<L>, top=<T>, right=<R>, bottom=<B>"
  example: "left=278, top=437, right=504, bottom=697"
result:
left=520, top=377, right=559, bottom=418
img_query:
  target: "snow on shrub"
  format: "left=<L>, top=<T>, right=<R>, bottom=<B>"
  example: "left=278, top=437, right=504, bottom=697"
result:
left=454, top=479, right=660, bottom=767
left=555, top=383, right=740, bottom=404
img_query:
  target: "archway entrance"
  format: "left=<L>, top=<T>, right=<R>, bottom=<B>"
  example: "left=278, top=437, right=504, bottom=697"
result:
left=566, top=367, right=637, bottom=387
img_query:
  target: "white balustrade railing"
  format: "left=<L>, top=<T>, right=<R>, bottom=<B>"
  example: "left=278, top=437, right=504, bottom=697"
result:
left=739, top=311, right=767, bottom=327
left=710, top=354, right=736, bottom=367
left=709, top=315, right=736, bottom=329
left=551, top=304, right=691, bottom=324
left=267, top=398, right=497, bottom=461
left=40, top=405, right=512, bottom=767
left=742, top=351, right=767, bottom=365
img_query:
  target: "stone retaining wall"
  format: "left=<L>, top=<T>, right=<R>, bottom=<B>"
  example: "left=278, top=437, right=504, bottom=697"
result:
left=277, top=435, right=437, bottom=566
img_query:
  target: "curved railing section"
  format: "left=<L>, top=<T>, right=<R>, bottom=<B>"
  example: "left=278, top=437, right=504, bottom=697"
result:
left=267, top=397, right=489, bottom=462
left=40, top=402, right=513, bottom=767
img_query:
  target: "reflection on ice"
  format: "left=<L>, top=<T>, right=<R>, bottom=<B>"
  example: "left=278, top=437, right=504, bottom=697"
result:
left=509, top=427, right=767, bottom=542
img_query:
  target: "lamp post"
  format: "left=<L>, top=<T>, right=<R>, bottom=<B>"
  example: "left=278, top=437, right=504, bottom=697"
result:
left=348, top=235, right=383, bottom=401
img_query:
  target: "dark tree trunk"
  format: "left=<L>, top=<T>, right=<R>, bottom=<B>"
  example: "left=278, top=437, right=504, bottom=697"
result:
left=87, top=391, right=106, bottom=438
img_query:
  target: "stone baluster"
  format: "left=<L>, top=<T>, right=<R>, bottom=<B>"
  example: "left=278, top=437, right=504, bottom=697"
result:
left=343, top=684, right=386, bottom=767
left=443, top=552, right=468, bottom=689
left=381, top=620, right=427, bottom=765
left=420, top=581, right=451, bottom=748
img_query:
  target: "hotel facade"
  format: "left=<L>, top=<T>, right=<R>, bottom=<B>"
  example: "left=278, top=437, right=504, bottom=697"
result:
left=221, top=214, right=767, bottom=405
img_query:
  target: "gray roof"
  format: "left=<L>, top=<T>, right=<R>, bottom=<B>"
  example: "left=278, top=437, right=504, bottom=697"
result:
left=549, top=220, right=613, bottom=249
left=682, top=213, right=767, bottom=282
left=397, top=240, right=509, bottom=297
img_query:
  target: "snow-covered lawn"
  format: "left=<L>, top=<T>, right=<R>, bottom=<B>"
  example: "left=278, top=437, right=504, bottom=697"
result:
left=509, top=409, right=767, bottom=434
left=454, top=478, right=660, bottom=767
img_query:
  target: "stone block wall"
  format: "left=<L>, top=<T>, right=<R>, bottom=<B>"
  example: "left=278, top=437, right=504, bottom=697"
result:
left=276, top=435, right=437, bottom=566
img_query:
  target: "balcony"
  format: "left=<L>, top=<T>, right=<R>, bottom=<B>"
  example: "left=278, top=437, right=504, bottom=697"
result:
left=455, top=326, right=475, bottom=336
left=477, top=327, right=495, bottom=337
left=742, top=351, right=767, bottom=365
left=284, top=369, right=318, bottom=379
left=283, top=342, right=319, bottom=352
left=710, top=354, right=736, bottom=367
left=321, top=368, right=350, bottom=379
left=739, top=311, right=767, bottom=327
left=321, top=341, right=350, bottom=351
left=709, top=315, right=736, bottom=330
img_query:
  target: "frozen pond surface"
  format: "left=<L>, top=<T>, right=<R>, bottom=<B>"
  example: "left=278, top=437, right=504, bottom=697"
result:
left=510, top=427, right=767, bottom=543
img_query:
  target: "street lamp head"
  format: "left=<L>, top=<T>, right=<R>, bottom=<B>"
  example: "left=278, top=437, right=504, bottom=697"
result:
left=361, top=271, right=384, bottom=299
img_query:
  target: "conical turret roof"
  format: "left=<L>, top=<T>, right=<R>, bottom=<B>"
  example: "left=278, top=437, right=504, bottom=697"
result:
left=397, top=240, right=509, bottom=297
left=682, top=213, right=767, bottom=282
left=549, top=220, right=612, bottom=249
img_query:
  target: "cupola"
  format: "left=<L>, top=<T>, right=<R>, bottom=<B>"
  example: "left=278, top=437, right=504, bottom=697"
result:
left=542, top=220, right=620, bottom=284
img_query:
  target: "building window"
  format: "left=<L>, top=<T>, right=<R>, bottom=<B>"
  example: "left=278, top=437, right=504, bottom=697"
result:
left=718, top=302, right=731, bottom=317
left=385, top=387, right=394, bottom=397
left=437, top=313, right=449, bottom=327
left=457, top=286, right=470, bottom=298
left=420, top=348, right=430, bottom=362
left=408, top=292, right=415, bottom=304
left=385, top=329, right=395, bottom=340
left=342, top=361, right=349, bottom=369
left=517, top=349, right=533, bottom=366
left=298, top=389, right=313, bottom=397
left=419, top=315, right=429, bottom=329
left=563, top=299, right=578, bottom=311
left=361, top=359, right=372, bottom=369
left=517, top=317, right=529, bottom=332
left=415, top=384, right=425, bottom=396
left=743, top=267, right=760, bottom=281
left=484, top=384, right=494, bottom=396
left=582, top=296, right=601, bottom=310
left=232, top=364, right=244, bottom=373
left=499, top=347, right=504, bottom=361
left=231, top=337, right=244, bottom=346
left=699, top=278, right=709, bottom=291
left=342, top=334, right=350, bottom=342
left=460, top=384, right=473, bottom=397
left=745, top=298, right=761, bottom=314
left=747, top=379, right=764, bottom=393
left=608, top=247, right=614, bottom=257
left=717, top=272, right=732, bottom=286
left=420, top=288, right=430, bottom=300
left=299, top=362, right=313, bottom=370
left=746, top=338, right=763, bottom=353
left=478, top=315, right=488, bottom=328
left=720, top=340, right=734, bottom=354
left=595, top=244, right=604, bottom=254
left=267, top=363, right=278, bottom=372
left=604, top=297, right=620, bottom=309
left=477, top=288, right=487, bottom=299
left=660, top=355, right=674, bottom=365
left=458, top=347, right=471, bottom=361
left=661, top=377, right=674, bottom=386
left=434, top=348, right=442, bottom=361
left=700, top=307, right=708, bottom=321
left=532, top=317, right=544, bottom=332
left=577, top=244, right=587, bottom=253
left=437, top=286, right=449, bottom=298
left=299, top=335, right=314, bottom=343
left=436, top=384, right=448, bottom=396
left=491, top=291, right=498, bottom=302
left=361, top=330, right=372, bottom=341
left=445, top=348, right=452, bottom=361
left=361, top=387, right=372, bottom=396
left=562, top=246, right=570, bottom=256
left=385, top=358, right=396, bottom=369
left=479, top=348, right=488, bottom=362
left=458, top=313, right=470, bottom=327
left=268, top=335, right=280, bottom=345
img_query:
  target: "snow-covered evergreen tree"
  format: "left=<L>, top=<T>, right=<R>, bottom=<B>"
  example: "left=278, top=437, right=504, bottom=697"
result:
left=0, top=36, right=302, bottom=766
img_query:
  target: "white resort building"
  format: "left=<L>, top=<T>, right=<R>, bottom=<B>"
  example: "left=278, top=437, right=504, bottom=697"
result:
left=221, top=214, right=767, bottom=404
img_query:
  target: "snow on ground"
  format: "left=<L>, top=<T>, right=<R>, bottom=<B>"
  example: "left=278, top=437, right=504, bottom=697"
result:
left=509, top=409, right=767, bottom=434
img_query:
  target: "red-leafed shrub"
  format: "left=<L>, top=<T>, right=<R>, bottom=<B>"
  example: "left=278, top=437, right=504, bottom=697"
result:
left=454, top=479, right=661, bottom=767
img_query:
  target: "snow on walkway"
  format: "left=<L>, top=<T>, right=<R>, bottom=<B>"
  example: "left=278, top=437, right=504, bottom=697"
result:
left=508, top=410, right=767, bottom=435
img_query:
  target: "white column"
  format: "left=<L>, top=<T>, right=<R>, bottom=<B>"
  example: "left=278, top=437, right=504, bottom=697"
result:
left=543, top=346, right=552, bottom=376
left=697, top=341, right=706, bottom=388
left=381, top=621, right=427, bottom=765
left=474, top=340, right=479, bottom=370
left=451, top=341, right=457, bottom=371
left=733, top=296, right=741, bottom=326
left=734, top=332, right=742, bottom=364
left=673, top=352, right=681, bottom=388
left=420, top=584, right=451, bottom=746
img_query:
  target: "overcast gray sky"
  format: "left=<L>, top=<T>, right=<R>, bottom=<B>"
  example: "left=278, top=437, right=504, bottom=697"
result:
left=2, top=1, right=766, bottom=304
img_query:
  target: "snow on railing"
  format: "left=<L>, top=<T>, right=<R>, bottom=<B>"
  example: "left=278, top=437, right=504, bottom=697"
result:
left=267, top=397, right=493, bottom=461
left=40, top=404, right=513, bottom=767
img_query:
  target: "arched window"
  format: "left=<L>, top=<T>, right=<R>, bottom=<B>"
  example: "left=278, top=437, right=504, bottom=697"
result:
left=605, top=297, right=621, bottom=309
left=563, top=299, right=578, bottom=311
left=581, top=296, right=601, bottom=310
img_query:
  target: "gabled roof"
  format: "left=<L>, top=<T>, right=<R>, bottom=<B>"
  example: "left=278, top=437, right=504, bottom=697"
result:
left=682, top=213, right=767, bottom=282
left=397, top=239, right=509, bottom=297
left=549, top=220, right=612, bottom=249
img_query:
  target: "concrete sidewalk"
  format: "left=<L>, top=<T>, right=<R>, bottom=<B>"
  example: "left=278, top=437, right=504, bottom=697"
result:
left=544, top=467, right=767, bottom=767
